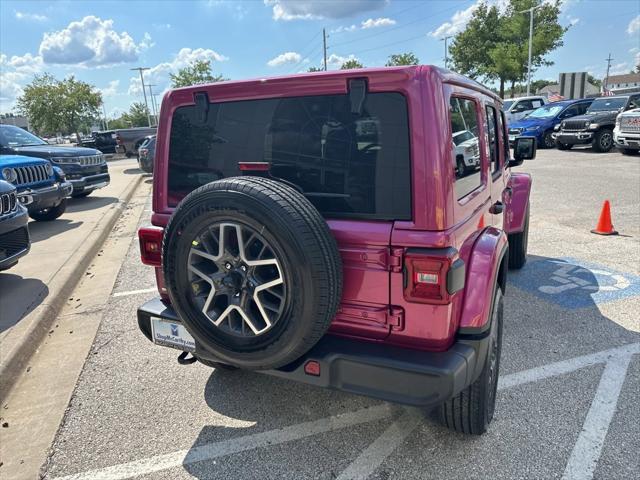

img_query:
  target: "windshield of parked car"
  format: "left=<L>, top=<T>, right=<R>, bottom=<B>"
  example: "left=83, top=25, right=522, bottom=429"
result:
left=503, top=100, right=514, bottom=110
left=0, top=125, right=47, bottom=147
left=452, top=130, right=475, bottom=145
left=587, top=97, right=627, bottom=112
left=526, top=105, right=564, bottom=119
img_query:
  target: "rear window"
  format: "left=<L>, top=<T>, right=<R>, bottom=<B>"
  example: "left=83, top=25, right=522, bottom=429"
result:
left=167, top=92, right=411, bottom=220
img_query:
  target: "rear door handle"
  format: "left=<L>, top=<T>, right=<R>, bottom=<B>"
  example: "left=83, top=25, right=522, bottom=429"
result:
left=490, top=201, right=504, bottom=214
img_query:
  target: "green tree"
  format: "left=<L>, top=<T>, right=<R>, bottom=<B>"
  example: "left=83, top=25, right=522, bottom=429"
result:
left=340, top=59, right=364, bottom=70
left=385, top=52, right=419, bottom=66
left=587, top=74, right=602, bottom=89
left=17, top=73, right=102, bottom=138
left=450, top=0, right=567, bottom=98
left=169, top=60, right=226, bottom=88
left=122, top=102, right=150, bottom=127
left=307, top=66, right=323, bottom=72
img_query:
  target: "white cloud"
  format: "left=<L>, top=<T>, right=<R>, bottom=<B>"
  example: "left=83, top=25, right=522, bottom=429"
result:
left=567, top=15, right=580, bottom=26
left=429, top=2, right=480, bottom=38
left=38, top=16, right=151, bottom=66
left=15, top=11, right=48, bottom=22
left=0, top=52, right=45, bottom=111
left=331, top=24, right=357, bottom=34
left=628, top=15, right=640, bottom=35
left=99, top=80, right=120, bottom=98
left=361, top=17, right=395, bottom=29
left=127, top=47, right=228, bottom=96
left=265, top=0, right=387, bottom=21
left=326, top=53, right=359, bottom=68
left=267, top=51, right=302, bottom=67
left=609, top=62, right=630, bottom=76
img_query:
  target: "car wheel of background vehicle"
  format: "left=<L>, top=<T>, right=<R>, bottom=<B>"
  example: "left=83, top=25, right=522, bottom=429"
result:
left=163, top=176, right=343, bottom=370
left=72, top=191, right=92, bottom=198
left=543, top=131, right=555, bottom=149
left=508, top=206, right=528, bottom=269
left=29, top=198, right=67, bottom=221
left=438, top=286, right=503, bottom=435
left=556, top=141, right=572, bottom=150
left=456, top=156, right=466, bottom=176
left=593, top=130, right=613, bottom=153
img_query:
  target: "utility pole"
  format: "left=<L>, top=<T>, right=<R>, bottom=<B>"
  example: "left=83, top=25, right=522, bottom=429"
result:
left=146, top=84, right=157, bottom=125
left=520, top=5, right=542, bottom=96
left=440, top=35, right=452, bottom=69
left=130, top=67, right=151, bottom=126
left=323, top=28, right=328, bottom=71
left=604, top=53, right=613, bottom=93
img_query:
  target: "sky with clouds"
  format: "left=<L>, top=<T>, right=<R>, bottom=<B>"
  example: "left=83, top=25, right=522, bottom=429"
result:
left=1, top=0, right=638, bottom=117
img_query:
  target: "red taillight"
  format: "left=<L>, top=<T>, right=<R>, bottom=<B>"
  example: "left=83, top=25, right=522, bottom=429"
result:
left=138, top=226, right=164, bottom=266
left=403, top=251, right=464, bottom=305
left=304, top=360, right=321, bottom=376
left=238, top=162, right=270, bottom=172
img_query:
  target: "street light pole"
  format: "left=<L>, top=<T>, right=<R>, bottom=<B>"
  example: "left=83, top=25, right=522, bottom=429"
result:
left=440, top=35, right=452, bottom=69
left=130, top=67, right=151, bottom=126
left=520, top=5, right=542, bottom=96
left=146, top=84, right=158, bottom=125
left=102, top=103, right=109, bottom=130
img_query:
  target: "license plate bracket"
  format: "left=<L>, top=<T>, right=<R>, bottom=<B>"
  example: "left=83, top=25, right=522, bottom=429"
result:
left=151, top=317, right=196, bottom=352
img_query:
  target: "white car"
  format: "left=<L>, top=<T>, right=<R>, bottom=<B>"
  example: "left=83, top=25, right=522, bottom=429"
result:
left=504, top=96, right=548, bottom=124
left=614, top=107, right=640, bottom=155
left=453, top=130, right=480, bottom=175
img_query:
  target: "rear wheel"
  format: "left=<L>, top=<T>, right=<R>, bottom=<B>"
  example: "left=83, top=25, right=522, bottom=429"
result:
left=542, top=131, right=555, bottom=149
left=456, top=156, right=467, bottom=176
left=508, top=207, right=529, bottom=269
left=162, top=176, right=343, bottom=370
left=439, top=287, right=503, bottom=435
left=593, top=130, right=614, bottom=153
left=29, top=198, right=67, bottom=221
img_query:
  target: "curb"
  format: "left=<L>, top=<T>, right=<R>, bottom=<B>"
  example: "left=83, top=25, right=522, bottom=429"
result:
left=0, top=174, right=144, bottom=402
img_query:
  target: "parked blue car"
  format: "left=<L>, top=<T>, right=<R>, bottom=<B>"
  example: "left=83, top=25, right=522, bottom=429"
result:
left=508, top=98, right=594, bottom=148
left=0, top=155, right=73, bottom=221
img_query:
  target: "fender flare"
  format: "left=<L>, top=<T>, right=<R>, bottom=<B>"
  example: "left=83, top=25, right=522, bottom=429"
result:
left=458, top=227, right=508, bottom=335
left=505, top=172, right=532, bottom=234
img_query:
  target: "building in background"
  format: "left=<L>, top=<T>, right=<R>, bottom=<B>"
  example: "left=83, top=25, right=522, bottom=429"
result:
left=604, top=73, right=640, bottom=95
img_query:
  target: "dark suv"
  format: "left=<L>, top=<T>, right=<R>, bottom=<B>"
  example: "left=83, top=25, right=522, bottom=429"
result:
left=136, top=66, right=535, bottom=435
left=554, top=94, right=640, bottom=152
left=0, top=125, right=110, bottom=198
left=0, top=179, right=30, bottom=271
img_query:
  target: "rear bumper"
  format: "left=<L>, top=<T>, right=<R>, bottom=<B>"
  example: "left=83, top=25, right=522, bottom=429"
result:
left=552, top=131, right=593, bottom=145
left=137, top=297, right=490, bottom=407
left=18, top=182, right=72, bottom=212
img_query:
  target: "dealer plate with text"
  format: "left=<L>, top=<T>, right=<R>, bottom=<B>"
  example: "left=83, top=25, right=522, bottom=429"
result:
left=151, top=318, right=196, bottom=352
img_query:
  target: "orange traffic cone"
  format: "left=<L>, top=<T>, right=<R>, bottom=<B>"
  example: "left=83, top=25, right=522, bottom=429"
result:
left=591, top=200, right=618, bottom=235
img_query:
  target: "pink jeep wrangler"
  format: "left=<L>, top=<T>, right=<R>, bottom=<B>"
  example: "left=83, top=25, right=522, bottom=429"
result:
left=137, top=66, right=536, bottom=435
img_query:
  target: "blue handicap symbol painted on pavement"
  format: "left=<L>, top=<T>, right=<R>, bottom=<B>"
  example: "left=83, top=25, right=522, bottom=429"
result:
left=510, top=257, right=640, bottom=309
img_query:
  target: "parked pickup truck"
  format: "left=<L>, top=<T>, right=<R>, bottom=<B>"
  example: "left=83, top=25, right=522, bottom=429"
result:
left=0, top=125, right=110, bottom=198
left=0, top=179, right=30, bottom=270
left=137, top=65, right=536, bottom=435
left=614, top=107, right=640, bottom=155
left=81, top=130, right=118, bottom=154
left=553, top=94, right=640, bottom=152
left=115, top=127, right=157, bottom=158
left=0, top=155, right=72, bottom=221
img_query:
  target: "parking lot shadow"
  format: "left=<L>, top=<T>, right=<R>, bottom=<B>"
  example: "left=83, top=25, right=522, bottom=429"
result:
left=123, top=167, right=144, bottom=175
left=0, top=274, right=48, bottom=332
left=67, top=196, right=118, bottom=213
left=28, top=218, right=81, bottom=243
left=177, top=254, right=639, bottom=478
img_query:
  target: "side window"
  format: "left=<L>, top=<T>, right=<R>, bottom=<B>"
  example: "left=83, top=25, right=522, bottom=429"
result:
left=627, top=95, right=640, bottom=109
left=486, top=105, right=499, bottom=174
left=499, top=110, right=509, bottom=159
left=449, top=97, right=482, bottom=200
left=516, top=100, right=533, bottom=112
left=532, top=99, right=543, bottom=108
left=562, top=105, right=579, bottom=118
left=578, top=102, right=590, bottom=115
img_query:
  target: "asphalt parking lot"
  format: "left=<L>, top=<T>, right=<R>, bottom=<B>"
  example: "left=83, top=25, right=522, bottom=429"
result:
left=24, top=148, right=640, bottom=479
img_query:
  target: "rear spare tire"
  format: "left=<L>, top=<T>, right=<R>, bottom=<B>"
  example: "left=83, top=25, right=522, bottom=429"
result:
left=163, top=176, right=343, bottom=370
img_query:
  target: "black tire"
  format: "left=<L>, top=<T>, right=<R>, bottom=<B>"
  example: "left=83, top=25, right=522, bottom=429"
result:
left=29, top=198, right=67, bottom=221
left=456, top=156, right=466, bottom=176
left=162, top=176, right=343, bottom=370
left=556, top=141, right=572, bottom=150
left=508, top=206, right=529, bottom=269
left=439, top=287, right=503, bottom=435
left=542, top=131, right=555, bottom=149
left=72, top=191, right=92, bottom=198
left=592, top=129, right=614, bottom=153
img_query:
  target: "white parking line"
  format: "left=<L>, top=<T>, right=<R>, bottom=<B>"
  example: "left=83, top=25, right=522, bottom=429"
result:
left=561, top=353, right=633, bottom=480
left=53, top=404, right=394, bottom=480
left=336, top=409, right=422, bottom=480
left=112, top=288, right=157, bottom=298
left=53, top=343, right=639, bottom=480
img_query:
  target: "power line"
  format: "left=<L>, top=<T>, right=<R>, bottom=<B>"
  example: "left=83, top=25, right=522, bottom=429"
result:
left=286, top=30, right=322, bottom=73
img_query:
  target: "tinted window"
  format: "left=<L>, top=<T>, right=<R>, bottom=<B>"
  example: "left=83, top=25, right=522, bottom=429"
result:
left=168, top=93, right=411, bottom=220
left=450, top=97, right=481, bottom=199
left=486, top=105, right=499, bottom=174
left=0, top=125, right=47, bottom=147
